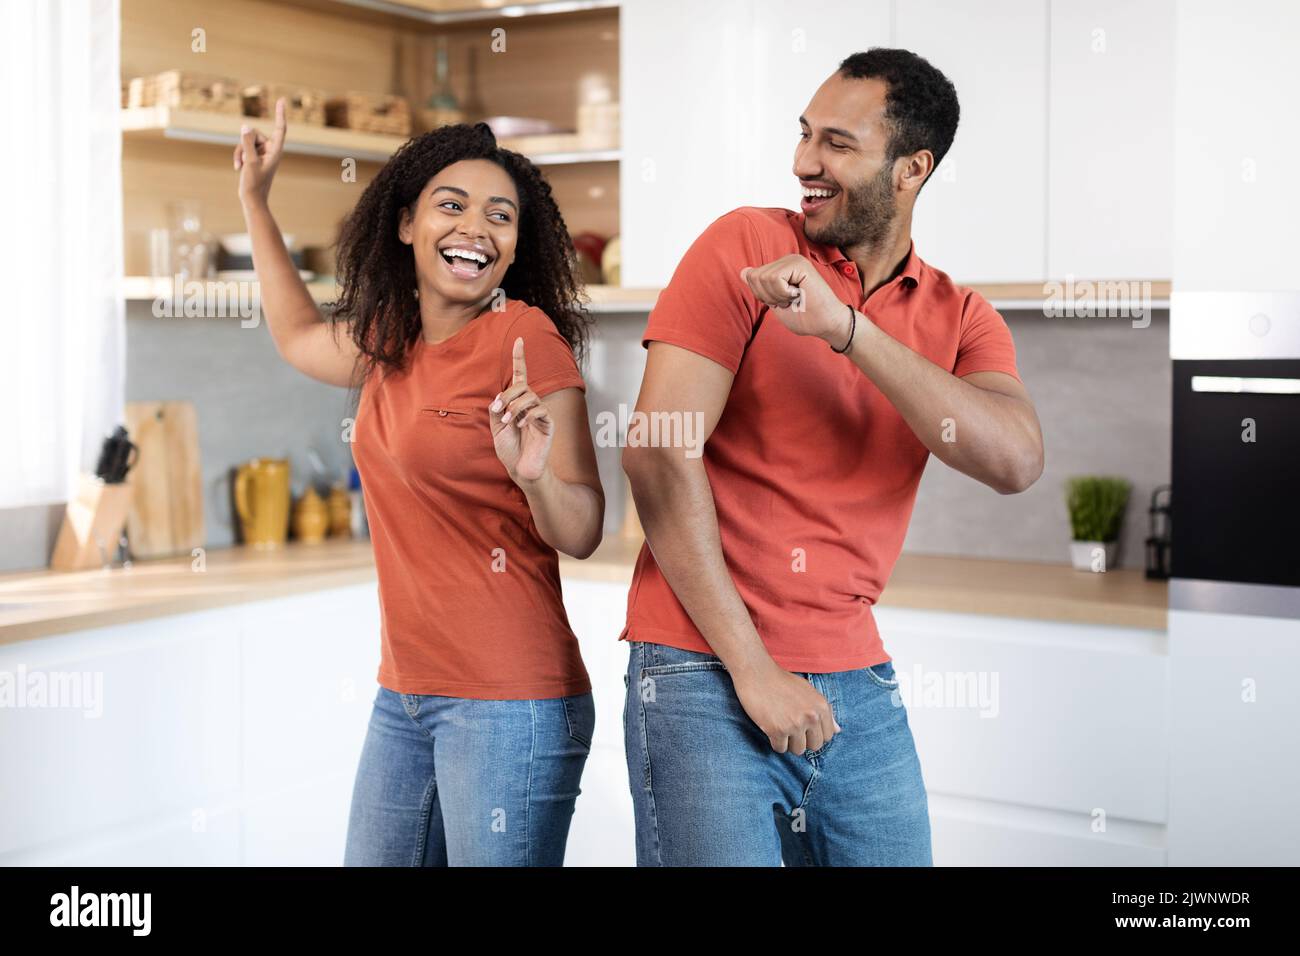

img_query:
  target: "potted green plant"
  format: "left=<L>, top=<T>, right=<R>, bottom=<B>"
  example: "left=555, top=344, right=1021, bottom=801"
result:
left=1065, top=476, right=1131, bottom=572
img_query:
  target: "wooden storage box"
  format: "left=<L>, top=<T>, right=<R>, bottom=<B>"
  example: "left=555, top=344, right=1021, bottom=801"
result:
left=242, top=84, right=327, bottom=126
left=325, top=92, right=411, bottom=136
left=127, top=69, right=242, bottom=114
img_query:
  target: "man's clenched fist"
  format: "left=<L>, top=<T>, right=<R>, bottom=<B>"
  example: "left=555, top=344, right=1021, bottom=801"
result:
left=740, top=254, right=852, bottom=346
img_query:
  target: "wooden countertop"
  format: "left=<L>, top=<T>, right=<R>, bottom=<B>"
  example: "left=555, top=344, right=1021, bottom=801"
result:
left=0, top=540, right=378, bottom=645
left=0, top=535, right=1166, bottom=645
left=559, top=536, right=1167, bottom=630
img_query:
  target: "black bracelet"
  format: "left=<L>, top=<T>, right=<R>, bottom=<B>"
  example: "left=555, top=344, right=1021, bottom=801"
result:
left=830, top=303, right=856, bottom=354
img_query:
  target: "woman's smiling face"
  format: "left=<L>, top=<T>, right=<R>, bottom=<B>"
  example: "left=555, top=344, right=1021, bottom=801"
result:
left=399, top=158, right=520, bottom=306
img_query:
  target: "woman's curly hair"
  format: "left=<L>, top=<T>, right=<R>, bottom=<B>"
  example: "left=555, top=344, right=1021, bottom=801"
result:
left=331, top=122, right=591, bottom=381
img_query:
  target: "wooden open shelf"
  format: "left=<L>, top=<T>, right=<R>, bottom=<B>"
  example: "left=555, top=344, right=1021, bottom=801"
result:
left=123, top=105, right=403, bottom=162
left=279, top=0, right=620, bottom=26
left=122, top=105, right=619, bottom=166
left=122, top=278, right=1169, bottom=315
left=122, top=275, right=338, bottom=305
left=123, top=276, right=659, bottom=313
left=119, top=0, right=622, bottom=274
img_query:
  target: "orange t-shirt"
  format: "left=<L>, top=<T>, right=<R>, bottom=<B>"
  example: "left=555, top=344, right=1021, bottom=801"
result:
left=353, top=298, right=590, bottom=699
left=621, top=207, right=1023, bottom=672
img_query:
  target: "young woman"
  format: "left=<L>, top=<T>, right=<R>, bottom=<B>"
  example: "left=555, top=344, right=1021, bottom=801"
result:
left=234, top=100, right=605, bottom=866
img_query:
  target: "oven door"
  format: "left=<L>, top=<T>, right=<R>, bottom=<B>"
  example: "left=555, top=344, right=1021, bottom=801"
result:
left=1171, top=358, right=1300, bottom=588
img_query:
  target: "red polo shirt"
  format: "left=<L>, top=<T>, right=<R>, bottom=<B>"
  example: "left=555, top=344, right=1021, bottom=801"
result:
left=620, top=206, right=1022, bottom=672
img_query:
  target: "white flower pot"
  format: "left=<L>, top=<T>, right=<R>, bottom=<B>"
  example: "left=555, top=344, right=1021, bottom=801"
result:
left=1070, top=540, right=1118, bottom=572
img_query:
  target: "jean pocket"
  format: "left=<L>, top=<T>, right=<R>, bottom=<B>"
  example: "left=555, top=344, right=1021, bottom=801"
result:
left=864, top=660, right=900, bottom=689
left=641, top=659, right=728, bottom=678
left=638, top=642, right=727, bottom=678
left=562, top=693, right=596, bottom=750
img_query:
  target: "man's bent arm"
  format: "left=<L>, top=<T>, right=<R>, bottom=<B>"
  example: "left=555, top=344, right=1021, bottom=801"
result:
left=844, top=311, right=1044, bottom=494
left=622, top=342, right=840, bottom=754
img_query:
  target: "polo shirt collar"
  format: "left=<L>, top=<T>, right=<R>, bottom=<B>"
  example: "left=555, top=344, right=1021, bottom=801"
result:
left=799, top=214, right=923, bottom=289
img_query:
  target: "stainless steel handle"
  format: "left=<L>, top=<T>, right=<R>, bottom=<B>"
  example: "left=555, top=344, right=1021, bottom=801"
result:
left=1190, top=375, right=1300, bottom=394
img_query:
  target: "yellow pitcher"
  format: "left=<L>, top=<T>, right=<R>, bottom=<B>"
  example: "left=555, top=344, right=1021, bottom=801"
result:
left=234, top=458, right=291, bottom=549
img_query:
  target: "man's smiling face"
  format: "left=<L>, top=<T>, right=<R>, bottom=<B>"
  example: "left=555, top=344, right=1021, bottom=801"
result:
left=794, top=73, right=900, bottom=250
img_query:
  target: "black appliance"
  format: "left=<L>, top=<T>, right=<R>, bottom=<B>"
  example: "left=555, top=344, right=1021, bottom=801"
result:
left=1169, top=291, right=1300, bottom=617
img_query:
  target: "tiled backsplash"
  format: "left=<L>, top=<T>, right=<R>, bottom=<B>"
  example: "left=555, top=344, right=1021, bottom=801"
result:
left=587, top=309, right=1171, bottom=571
left=1, top=304, right=1168, bottom=573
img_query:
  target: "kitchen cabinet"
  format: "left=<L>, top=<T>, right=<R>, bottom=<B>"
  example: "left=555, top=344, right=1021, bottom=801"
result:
left=1161, top=1, right=1300, bottom=865
left=875, top=605, right=1169, bottom=865
left=895, top=0, right=1048, bottom=283
left=623, top=0, right=1049, bottom=286
left=559, top=578, right=638, bottom=866
left=120, top=0, right=621, bottom=276
left=622, top=0, right=1177, bottom=291
left=563, top=578, right=1174, bottom=867
left=1047, top=0, right=1175, bottom=280
left=619, top=0, right=758, bottom=288
left=1166, top=608, right=1300, bottom=866
left=5, top=562, right=1290, bottom=865
left=1172, top=0, right=1300, bottom=291
left=619, top=0, right=891, bottom=288
left=0, top=586, right=380, bottom=866
left=746, top=0, right=894, bottom=212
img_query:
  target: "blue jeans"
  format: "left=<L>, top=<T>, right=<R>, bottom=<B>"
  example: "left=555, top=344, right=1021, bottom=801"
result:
left=344, top=686, right=594, bottom=866
left=623, top=641, right=933, bottom=866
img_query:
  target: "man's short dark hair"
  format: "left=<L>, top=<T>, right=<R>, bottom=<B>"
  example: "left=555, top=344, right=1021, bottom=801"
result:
left=838, top=48, right=960, bottom=185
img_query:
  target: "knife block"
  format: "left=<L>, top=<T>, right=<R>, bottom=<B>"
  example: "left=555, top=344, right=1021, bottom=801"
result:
left=50, top=474, right=134, bottom=571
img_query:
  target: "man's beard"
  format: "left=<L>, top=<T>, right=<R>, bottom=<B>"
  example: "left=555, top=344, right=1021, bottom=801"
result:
left=804, top=162, right=897, bottom=251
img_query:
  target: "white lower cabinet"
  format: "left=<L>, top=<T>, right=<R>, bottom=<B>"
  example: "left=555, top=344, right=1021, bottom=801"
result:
left=873, top=606, right=1170, bottom=866
left=560, top=579, right=638, bottom=867
left=563, top=580, right=1175, bottom=867
left=0, top=585, right=381, bottom=866
left=1165, top=609, right=1300, bottom=866
left=6, top=577, right=1289, bottom=865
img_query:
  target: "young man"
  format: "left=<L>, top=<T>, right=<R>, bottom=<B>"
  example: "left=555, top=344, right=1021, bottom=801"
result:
left=620, top=48, right=1044, bottom=867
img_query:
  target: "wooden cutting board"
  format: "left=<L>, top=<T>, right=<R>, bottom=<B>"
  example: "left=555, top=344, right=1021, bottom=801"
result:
left=124, top=401, right=205, bottom=559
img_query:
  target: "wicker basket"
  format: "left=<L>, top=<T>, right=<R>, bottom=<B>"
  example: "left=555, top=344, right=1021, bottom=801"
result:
left=242, top=84, right=327, bottom=126
left=127, top=70, right=241, bottom=114
left=325, top=92, right=411, bottom=136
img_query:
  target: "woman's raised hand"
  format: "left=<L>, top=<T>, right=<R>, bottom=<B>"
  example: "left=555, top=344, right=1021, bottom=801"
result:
left=490, top=338, right=555, bottom=484
left=234, top=97, right=287, bottom=207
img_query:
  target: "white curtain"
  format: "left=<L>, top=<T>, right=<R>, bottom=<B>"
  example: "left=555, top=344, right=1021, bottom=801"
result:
left=0, top=0, right=124, bottom=508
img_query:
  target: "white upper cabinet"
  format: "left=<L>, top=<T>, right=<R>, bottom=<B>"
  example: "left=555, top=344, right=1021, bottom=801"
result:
left=1048, top=0, right=1175, bottom=281
left=1172, top=0, right=1300, bottom=291
left=620, top=0, right=890, bottom=288
left=742, top=1, right=893, bottom=211
left=620, top=0, right=758, bottom=289
left=895, top=0, right=1049, bottom=283
left=620, top=0, right=1178, bottom=289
